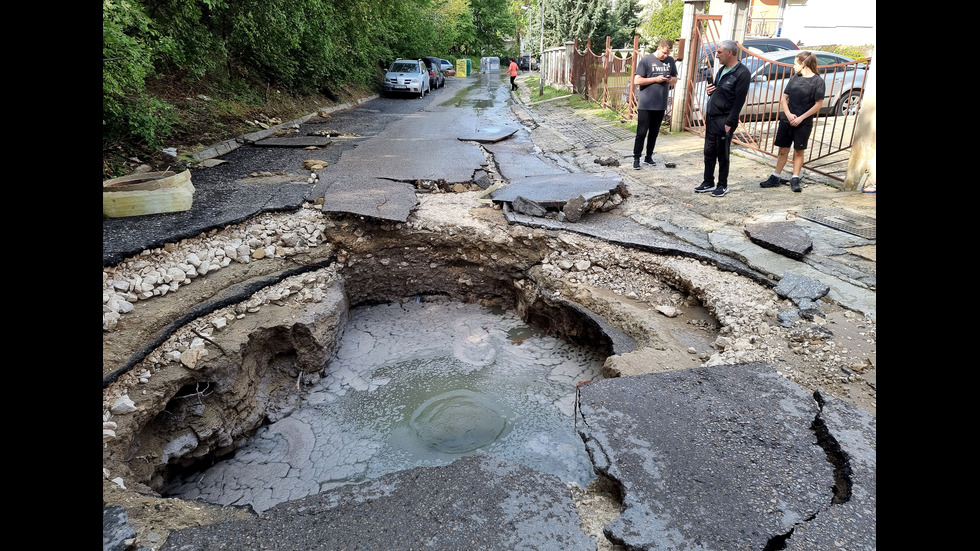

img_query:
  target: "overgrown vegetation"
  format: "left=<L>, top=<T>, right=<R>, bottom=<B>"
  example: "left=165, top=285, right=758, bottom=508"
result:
left=640, top=0, right=684, bottom=44
left=810, top=44, right=874, bottom=61
left=102, top=0, right=519, bottom=177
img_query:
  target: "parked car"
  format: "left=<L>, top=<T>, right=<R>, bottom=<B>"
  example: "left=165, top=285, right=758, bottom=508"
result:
left=383, top=59, right=430, bottom=98
left=517, top=56, right=538, bottom=71
left=421, top=57, right=446, bottom=89
left=691, top=50, right=867, bottom=120
left=742, top=37, right=799, bottom=54
left=439, top=59, right=456, bottom=77
left=694, top=38, right=797, bottom=81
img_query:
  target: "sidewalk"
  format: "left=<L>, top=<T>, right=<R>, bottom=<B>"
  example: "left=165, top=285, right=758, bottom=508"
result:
left=511, top=72, right=876, bottom=317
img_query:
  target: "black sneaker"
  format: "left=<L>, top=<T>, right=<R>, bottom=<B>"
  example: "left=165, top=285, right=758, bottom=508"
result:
left=760, top=174, right=781, bottom=188
left=790, top=177, right=801, bottom=192
left=694, top=181, right=715, bottom=193
left=711, top=185, right=729, bottom=197
left=633, top=159, right=641, bottom=170
left=644, top=156, right=656, bottom=165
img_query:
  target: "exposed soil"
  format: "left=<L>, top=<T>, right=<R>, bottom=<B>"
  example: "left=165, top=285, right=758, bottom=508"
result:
left=103, top=86, right=874, bottom=550
left=103, top=73, right=368, bottom=179
left=103, top=199, right=874, bottom=550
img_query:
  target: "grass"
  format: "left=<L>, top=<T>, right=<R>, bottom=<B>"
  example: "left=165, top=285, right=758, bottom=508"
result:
left=104, top=73, right=351, bottom=178
left=525, top=85, right=636, bottom=132
left=524, top=77, right=574, bottom=103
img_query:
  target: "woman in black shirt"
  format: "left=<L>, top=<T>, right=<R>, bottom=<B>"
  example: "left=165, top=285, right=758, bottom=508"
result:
left=759, top=51, right=825, bottom=192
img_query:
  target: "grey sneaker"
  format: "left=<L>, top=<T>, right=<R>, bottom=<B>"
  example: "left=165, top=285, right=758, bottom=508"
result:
left=711, top=185, right=729, bottom=197
left=694, top=181, right=715, bottom=193
left=633, top=158, right=641, bottom=170
left=760, top=174, right=781, bottom=188
left=790, top=176, right=801, bottom=192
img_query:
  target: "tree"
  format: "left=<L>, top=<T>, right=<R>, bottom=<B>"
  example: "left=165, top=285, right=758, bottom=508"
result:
left=434, top=0, right=478, bottom=55
left=641, top=0, right=684, bottom=44
left=470, top=0, right=515, bottom=54
left=543, top=0, right=610, bottom=50
left=608, top=0, right=641, bottom=49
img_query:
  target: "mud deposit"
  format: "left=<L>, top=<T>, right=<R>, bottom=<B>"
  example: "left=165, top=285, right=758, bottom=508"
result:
left=165, top=301, right=603, bottom=512
left=103, top=195, right=874, bottom=549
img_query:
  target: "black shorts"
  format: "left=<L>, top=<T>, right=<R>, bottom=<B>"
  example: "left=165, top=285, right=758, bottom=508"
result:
left=774, top=120, right=813, bottom=150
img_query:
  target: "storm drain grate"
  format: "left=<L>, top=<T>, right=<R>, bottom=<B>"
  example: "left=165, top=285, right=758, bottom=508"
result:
left=797, top=207, right=876, bottom=239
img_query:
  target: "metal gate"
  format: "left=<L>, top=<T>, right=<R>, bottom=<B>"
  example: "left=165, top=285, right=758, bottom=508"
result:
left=683, top=15, right=870, bottom=182
left=569, top=37, right=638, bottom=119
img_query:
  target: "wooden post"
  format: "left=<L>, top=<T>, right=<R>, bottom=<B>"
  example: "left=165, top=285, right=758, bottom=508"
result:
left=603, top=36, right=611, bottom=108
left=627, top=35, right=639, bottom=120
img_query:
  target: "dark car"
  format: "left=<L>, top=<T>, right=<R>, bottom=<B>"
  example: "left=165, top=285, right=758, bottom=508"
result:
left=421, top=57, right=446, bottom=90
left=742, top=37, right=799, bottom=54
left=517, top=56, right=538, bottom=71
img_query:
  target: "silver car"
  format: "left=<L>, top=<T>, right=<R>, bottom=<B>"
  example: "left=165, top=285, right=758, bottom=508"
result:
left=383, top=59, right=430, bottom=98
left=744, top=50, right=867, bottom=117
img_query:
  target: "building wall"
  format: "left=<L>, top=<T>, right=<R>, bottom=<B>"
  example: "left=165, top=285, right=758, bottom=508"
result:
left=780, top=0, right=876, bottom=46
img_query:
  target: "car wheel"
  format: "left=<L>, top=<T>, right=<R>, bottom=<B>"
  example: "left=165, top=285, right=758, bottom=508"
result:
left=835, top=90, right=862, bottom=116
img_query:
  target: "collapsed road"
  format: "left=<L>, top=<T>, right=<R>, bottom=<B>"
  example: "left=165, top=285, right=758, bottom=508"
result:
left=103, top=73, right=876, bottom=550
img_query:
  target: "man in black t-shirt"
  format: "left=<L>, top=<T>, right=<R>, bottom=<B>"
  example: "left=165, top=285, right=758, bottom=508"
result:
left=631, top=39, right=677, bottom=170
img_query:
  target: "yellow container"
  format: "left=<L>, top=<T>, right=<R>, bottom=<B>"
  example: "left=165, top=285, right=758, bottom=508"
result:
left=103, top=170, right=195, bottom=218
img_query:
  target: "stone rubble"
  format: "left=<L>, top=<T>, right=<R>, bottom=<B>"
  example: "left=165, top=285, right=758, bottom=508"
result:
left=102, top=265, right=342, bottom=440
left=102, top=204, right=333, bottom=331
left=103, top=194, right=875, bottom=548
left=105, top=196, right=874, bottom=410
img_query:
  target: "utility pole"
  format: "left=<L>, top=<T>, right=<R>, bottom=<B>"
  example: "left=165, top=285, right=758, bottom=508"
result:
left=538, top=0, right=544, bottom=97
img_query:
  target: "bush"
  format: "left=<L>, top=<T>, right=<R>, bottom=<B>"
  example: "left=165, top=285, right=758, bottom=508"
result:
left=104, top=94, right=177, bottom=150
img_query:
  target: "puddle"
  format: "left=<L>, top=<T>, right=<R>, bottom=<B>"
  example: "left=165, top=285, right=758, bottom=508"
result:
left=452, top=98, right=497, bottom=109
left=166, top=301, right=603, bottom=512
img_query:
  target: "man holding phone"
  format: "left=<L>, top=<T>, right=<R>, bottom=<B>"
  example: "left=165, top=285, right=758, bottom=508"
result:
left=631, top=39, right=678, bottom=170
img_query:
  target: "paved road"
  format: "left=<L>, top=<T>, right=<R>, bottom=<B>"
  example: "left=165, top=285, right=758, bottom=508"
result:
left=104, top=72, right=876, bottom=550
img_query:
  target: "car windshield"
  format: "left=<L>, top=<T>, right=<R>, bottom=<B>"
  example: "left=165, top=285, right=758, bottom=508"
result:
left=390, top=62, right=418, bottom=73
left=744, top=54, right=794, bottom=80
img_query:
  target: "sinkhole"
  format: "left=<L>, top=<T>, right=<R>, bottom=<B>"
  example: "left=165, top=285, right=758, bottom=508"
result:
left=164, top=300, right=605, bottom=512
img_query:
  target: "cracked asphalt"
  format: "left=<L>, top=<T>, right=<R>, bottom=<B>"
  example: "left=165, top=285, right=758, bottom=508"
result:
left=105, top=71, right=876, bottom=550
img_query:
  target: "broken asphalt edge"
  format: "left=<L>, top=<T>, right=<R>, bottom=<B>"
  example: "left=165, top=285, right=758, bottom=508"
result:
left=190, top=95, right=380, bottom=163
left=502, top=203, right=775, bottom=287
left=102, top=257, right=336, bottom=388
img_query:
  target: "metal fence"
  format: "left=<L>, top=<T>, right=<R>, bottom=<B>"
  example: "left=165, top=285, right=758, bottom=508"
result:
left=683, top=15, right=871, bottom=182
left=567, top=37, right=639, bottom=119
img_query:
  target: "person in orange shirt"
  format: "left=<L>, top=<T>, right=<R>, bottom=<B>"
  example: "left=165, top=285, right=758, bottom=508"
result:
left=508, top=58, right=519, bottom=91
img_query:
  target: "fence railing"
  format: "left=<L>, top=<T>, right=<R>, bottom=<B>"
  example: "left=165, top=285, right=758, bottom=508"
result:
left=542, top=37, right=679, bottom=123
left=683, top=15, right=870, bottom=182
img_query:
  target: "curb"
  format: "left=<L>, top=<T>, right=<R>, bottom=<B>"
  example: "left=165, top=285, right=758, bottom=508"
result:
left=191, top=95, right=380, bottom=162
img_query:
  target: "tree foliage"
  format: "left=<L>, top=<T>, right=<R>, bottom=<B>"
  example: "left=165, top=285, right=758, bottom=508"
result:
left=608, top=0, right=641, bottom=49
left=544, top=0, right=608, bottom=49
left=641, top=0, right=684, bottom=44
left=102, top=0, right=515, bottom=149
left=470, top=0, right=515, bottom=54
left=537, top=0, right=645, bottom=52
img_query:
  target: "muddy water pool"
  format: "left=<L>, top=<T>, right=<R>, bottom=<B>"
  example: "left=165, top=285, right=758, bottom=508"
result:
left=168, top=300, right=604, bottom=512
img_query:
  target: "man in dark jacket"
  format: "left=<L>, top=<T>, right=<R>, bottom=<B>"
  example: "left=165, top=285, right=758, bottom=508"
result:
left=695, top=40, right=751, bottom=197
